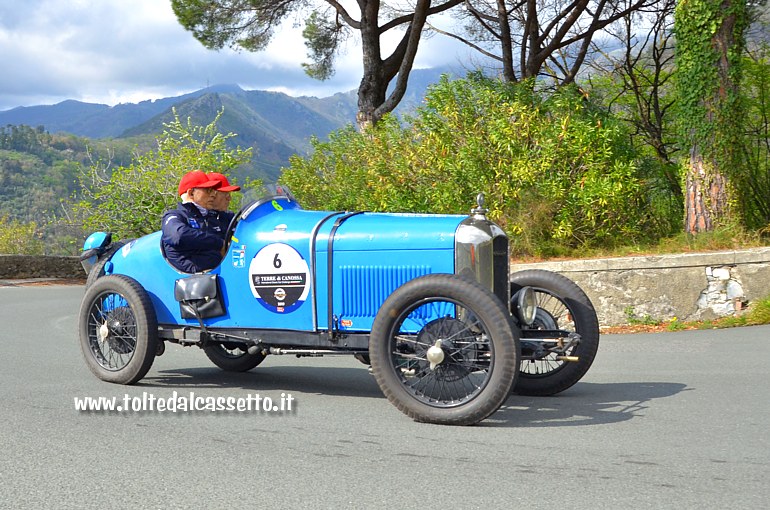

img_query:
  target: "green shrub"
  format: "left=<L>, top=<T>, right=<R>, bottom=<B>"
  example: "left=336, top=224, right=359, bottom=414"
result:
left=74, top=109, right=253, bottom=240
left=282, top=75, right=661, bottom=257
left=0, top=216, right=44, bottom=255
left=739, top=51, right=770, bottom=229
left=746, top=296, right=770, bottom=325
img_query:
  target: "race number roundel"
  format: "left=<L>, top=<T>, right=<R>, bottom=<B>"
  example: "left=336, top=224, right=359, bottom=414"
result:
left=248, top=243, right=310, bottom=313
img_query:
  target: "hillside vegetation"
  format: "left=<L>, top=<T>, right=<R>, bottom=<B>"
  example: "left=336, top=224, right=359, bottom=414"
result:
left=0, top=125, right=147, bottom=253
left=284, top=77, right=663, bottom=257
left=283, top=55, right=770, bottom=257
left=2, top=33, right=770, bottom=258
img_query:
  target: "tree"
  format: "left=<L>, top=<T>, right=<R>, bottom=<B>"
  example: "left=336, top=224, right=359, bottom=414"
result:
left=586, top=0, right=682, bottom=231
left=741, top=48, right=770, bottom=227
left=740, top=0, right=770, bottom=228
left=429, top=0, right=658, bottom=86
left=282, top=75, right=659, bottom=256
left=75, top=109, right=253, bottom=239
left=675, top=0, right=749, bottom=233
left=171, top=0, right=463, bottom=127
left=588, top=0, right=678, bottom=169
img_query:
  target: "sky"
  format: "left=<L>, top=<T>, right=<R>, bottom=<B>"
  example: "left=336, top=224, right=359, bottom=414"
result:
left=0, top=0, right=473, bottom=112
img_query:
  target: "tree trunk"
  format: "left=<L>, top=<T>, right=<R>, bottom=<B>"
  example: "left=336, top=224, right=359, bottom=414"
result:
left=497, top=0, right=516, bottom=82
left=356, top=0, right=387, bottom=129
left=684, top=149, right=731, bottom=233
left=355, top=0, right=440, bottom=129
left=356, top=70, right=388, bottom=129
left=681, top=0, right=746, bottom=234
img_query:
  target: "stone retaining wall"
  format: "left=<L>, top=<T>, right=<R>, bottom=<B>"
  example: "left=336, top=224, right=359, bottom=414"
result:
left=0, top=255, right=84, bottom=280
left=3, top=248, right=770, bottom=326
left=511, top=247, right=770, bottom=327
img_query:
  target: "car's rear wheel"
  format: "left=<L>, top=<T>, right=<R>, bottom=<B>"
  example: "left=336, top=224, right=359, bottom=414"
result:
left=203, top=343, right=266, bottom=372
left=510, top=269, right=599, bottom=396
left=79, top=274, right=157, bottom=384
left=369, top=274, right=519, bottom=426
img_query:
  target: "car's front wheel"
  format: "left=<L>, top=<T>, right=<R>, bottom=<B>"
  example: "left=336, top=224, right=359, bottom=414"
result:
left=369, top=274, right=519, bottom=426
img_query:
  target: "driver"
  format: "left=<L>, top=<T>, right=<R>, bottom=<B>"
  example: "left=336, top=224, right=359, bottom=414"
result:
left=207, top=172, right=240, bottom=237
left=161, top=170, right=225, bottom=273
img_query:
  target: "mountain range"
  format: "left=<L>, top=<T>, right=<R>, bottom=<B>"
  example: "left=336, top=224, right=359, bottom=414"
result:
left=0, top=68, right=453, bottom=182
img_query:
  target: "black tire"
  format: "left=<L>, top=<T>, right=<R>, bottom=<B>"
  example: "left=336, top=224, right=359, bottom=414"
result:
left=78, top=274, right=158, bottom=384
left=510, top=269, right=599, bottom=396
left=203, top=343, right=266, bottom=372
left=369, top=274, right=519, bottom=426
left=84, top=240, right=132, bottom=289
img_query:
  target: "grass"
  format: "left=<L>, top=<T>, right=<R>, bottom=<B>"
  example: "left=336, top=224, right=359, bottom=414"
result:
left=513, top=225, right=769, bottom=263
left=624, top=306, right=662, bottom=326
left=637, top=226, right=768, bottom=256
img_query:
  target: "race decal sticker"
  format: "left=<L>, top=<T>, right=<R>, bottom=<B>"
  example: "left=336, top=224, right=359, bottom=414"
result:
left=248, top=243, right=310, bottom=313
left=120, top=241, right=135, bottom=258
left=231, top=244, right=246, bottom=269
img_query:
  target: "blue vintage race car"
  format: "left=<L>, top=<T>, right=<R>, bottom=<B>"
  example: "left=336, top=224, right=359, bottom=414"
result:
left=78, top=187, right=599, bottom=425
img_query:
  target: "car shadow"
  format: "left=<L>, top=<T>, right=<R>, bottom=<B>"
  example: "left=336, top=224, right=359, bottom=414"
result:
left=485, top=382, right=690, bottom=428
left=144, top=364, right=689, bottom=427
left=143, top=364, right=385, bottom=399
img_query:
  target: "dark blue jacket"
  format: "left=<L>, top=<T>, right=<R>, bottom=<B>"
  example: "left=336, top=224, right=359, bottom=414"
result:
left=210, top=210, right=235, bottom=239
left=161, top=203, right=224, bottom=273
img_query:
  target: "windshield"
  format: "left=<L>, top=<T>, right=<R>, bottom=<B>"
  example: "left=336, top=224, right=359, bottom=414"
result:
left=234, top=183, right=297, bottom=211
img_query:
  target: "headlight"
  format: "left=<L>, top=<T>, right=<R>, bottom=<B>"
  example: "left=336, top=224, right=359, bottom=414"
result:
left=514, top=287, right=538, bottom=326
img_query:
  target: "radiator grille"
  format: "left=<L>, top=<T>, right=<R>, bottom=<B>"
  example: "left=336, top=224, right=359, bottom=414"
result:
left=340, top=265, right=431, bottom=318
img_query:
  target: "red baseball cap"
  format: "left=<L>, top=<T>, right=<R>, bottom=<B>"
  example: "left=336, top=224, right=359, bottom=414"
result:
left=177, top=170, right=220, bottom=196
left=208, top=172, right=241, bottom=192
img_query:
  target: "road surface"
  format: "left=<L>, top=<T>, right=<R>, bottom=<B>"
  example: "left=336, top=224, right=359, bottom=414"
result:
left=1, top=284, right=767, bottom=509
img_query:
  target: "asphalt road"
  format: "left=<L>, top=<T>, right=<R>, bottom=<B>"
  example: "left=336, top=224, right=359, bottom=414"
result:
left=1, top=284, right=768, bottom=509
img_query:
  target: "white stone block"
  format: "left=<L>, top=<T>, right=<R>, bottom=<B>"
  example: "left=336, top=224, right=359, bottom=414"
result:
left=726, top=280, right=744, bottom=300
left=712, top=267, right=731, bottom=281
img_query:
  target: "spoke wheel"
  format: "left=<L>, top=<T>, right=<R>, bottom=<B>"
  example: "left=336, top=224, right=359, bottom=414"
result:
left=520, top=291, right=574, bottom=376
left=370, top=274, right=518, bottom=425
left=79, top=275, right=157, bottom=384
left=204, top=343, right=266, bottom=372
left=510, top=270, right=599, bottom=396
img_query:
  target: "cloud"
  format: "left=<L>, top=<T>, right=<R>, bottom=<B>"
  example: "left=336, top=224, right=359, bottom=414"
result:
left=0, top=0, right=472, bottom=111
